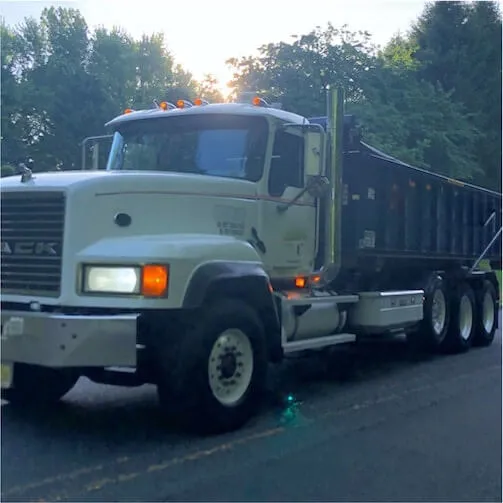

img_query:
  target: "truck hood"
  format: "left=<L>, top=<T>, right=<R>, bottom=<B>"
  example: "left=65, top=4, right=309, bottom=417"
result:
left=0, top=170, right=258, bottom=198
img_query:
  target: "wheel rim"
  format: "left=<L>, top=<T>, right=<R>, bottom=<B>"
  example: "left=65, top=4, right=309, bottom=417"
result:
left=431, top=288, right=447, bottom=336
left=459, top=294, right=473, bottom=341
left=482, top=291, right=495, bottom=334
left=208, top=329, right=254, bottom=407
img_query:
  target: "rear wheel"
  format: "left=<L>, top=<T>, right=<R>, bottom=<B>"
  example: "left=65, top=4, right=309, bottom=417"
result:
left=156, top=299, right=268, bottom=435
left=410, top=275, right=450, bottom=352
left=444, top=283, right=475, bottom=353
left=1, top=363, right=78, bottom=406
left=473, top=280, right=498, bottom=347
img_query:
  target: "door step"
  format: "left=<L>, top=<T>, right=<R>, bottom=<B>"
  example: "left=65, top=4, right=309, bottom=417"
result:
left=283, top=333, right=356, bottom=354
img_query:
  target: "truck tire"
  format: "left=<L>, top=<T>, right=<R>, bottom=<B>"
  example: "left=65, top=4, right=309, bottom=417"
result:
left=156, top=299, right=268, bottom=435
left=410, top=275, right=450, bottom=352
left=444, top=283, right=475, bottom=353
left=1, top=363, right=78, bottom=407
left=473, top=280, right=498, bottom=347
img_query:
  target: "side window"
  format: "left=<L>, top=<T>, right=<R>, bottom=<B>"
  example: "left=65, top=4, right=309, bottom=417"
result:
left=268, top=131, right=304, bottom=197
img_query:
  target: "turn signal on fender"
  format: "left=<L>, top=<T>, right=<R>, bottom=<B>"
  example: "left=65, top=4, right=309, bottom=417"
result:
left=142, top=265, right=169, bottom=297
left=295, top=276, right=307, bottom=288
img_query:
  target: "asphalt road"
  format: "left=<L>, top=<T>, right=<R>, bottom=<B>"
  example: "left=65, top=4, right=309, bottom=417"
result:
left=1, top=315, right=502, bottom=502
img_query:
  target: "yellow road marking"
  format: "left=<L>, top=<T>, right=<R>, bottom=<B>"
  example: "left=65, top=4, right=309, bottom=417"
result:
left=3, top=364, right=500, bottom=501
left=42, top=427, right=284, bottom=501
left=1, top=456, right=130, bottom=497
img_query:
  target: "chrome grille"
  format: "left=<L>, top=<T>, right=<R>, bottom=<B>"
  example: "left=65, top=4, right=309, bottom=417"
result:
left=1, top=191, right=65, bottom=296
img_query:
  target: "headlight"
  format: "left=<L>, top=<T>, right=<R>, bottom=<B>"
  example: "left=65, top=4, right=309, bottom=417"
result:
left=82, top=264, right=169, bottom=297
left=83, top=266, right=140, bottom=294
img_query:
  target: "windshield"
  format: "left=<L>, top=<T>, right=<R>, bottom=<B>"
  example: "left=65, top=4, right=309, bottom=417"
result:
left=106, top=114, right=268, bottom=182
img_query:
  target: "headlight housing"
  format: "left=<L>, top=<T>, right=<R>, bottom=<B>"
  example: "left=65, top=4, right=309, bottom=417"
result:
left=82, top=265, right=168, bottom=296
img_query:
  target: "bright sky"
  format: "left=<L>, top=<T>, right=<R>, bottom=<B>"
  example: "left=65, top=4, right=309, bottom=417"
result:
left=1, top=0, right=428, bottom=94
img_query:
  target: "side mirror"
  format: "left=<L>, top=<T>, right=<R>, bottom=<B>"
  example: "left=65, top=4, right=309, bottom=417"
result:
left=304, top=131, right=324, bottom=176
left=281, top=123, right=325, bottom=176
left=306, top=175, right=330, bottom=198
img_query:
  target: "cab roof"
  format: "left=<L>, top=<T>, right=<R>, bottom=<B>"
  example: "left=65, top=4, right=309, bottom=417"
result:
left=105, top=102, right=308, bottom=129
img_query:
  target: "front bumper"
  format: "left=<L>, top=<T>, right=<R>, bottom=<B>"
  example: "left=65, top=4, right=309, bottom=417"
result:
left=1, top=310, right=138, bottom=368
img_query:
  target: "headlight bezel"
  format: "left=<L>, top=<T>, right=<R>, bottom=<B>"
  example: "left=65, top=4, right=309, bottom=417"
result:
left=80, top=263, right=169, bottom=298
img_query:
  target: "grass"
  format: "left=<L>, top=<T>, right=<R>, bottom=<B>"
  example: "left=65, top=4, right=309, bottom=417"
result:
left=496, top=271, right=502, bottom=303
left=479, top=259, right=502, bottom=303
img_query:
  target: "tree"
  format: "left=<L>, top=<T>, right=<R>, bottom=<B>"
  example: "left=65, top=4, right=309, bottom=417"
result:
left=379, top=32, right=419, bottom=70
left=1, top=23, right=27, bottom=165
left=1, top=7, right=201, bottom=171
left=196, top=74, right=224, bottom=103
left=349, top=61, right=482, bottom=180
left=2, top=4, right=499, bottom=189
left=88, top=27, right=138, bottom=113
left=411, top=0, right=502, bottom=189
left=227, top=24, right=377, bottom=116
left=227, top=22, right=482, bottom=180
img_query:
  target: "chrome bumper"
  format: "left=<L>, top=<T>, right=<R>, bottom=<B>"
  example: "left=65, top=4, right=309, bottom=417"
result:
left=1, top=310, right=139, bottom=368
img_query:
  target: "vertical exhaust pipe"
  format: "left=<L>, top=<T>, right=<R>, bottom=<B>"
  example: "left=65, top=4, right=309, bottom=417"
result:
left=322, top=87, right=344, bottom=285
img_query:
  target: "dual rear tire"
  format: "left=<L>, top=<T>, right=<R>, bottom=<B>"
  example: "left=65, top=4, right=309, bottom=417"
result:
left=473, top=280, right=499, bottom=347
left=413, top=275, right=498, bottom=354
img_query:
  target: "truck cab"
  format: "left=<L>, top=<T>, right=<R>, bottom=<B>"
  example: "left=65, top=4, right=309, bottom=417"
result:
left=104, top=100, right=322, bottom=279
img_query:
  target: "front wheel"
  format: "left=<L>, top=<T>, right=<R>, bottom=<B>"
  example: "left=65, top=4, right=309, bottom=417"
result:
left=1, top=363, right=79, bottom=407
left=156, top=299, right=268, bottom=435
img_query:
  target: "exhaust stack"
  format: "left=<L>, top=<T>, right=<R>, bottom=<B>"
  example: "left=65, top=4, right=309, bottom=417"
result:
left=321, top=87, right=344, bottom=285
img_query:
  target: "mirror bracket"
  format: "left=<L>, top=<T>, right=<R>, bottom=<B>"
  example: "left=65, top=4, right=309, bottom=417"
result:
left=276, top=175, right=330, bottom=213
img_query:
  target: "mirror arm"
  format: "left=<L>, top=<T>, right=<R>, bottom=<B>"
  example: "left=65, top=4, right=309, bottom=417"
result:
left=276, top=186, right=310, bottom=214
left=276, top=176, right=330, bottom=214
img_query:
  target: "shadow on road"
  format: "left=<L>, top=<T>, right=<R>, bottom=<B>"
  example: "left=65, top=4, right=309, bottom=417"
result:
left=0, top=336, right=493, bottom=447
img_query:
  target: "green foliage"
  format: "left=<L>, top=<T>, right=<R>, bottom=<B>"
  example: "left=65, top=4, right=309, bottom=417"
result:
left=1, top=7, right=198, bottom=172
left=379, top=33, right=419, bottom=70
left=1, top=24, right=28, bottom=164
left=227, top=5, right=501, bottom=190
left=227, top=24, right=378, bottom=116
left=2, top=2, right=501, bottom=191
left=196, top=74, right=224, bottom=103
left=1, top=164, right=16, bottom=178
left=348, top=62, right=483, bottom=180
left=411, top=1, right=502, bottom=190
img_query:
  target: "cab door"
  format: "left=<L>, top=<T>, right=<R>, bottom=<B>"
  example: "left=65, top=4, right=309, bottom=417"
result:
left=257, top=127, right=318, bottom=278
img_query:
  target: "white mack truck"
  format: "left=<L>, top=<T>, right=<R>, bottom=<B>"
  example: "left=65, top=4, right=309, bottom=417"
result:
left=1, top=88, right=501, bottom=434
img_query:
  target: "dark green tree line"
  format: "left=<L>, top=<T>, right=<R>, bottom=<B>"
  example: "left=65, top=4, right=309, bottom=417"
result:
left=411, top=1, right=502, bottom=190
left=227, top=1, right=501, bottom=190
left=1, top=2, right=501, bottom=191
left=1, top=6, right=223, bottom=174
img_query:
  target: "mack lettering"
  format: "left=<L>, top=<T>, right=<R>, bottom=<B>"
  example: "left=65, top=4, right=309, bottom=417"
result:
left=1, top=241, right=59, bottom=256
